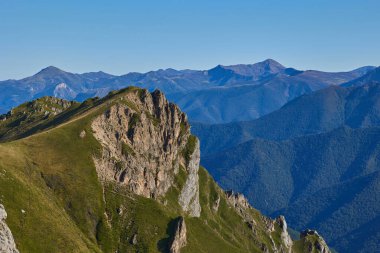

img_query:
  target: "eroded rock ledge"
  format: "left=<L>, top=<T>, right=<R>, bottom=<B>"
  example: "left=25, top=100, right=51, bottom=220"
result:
left=0, top=204, right=19, bottom=253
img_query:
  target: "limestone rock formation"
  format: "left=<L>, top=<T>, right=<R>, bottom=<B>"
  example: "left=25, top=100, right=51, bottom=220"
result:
left=276, top=215, right=293, bottom=253
left=224, top=191, right=298, bottom=253
left=79, top=130, right=86, bottom=138
left=92, top=89, right=190, bottom=198
left=178, top=137, right=201, bottom=217
left=300, top=229, right=331, bottom=253
left=170, top=217, right=187, bottom=253
left=0, top=204, right=19, bottom=253
left=225, top=190, right=251, bottom=210
left=212, top=195, right=220, bottom=212
left=225, top=190, right=258, bottom=233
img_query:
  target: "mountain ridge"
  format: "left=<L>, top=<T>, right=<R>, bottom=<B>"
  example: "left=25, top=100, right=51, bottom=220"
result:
left=201, top=126, right=380, bottom=253
left=0, top=60, right=375, bottom=123
left=192, top=82, right=380, bottom=155
left=0, top=87, right=329, bottom=253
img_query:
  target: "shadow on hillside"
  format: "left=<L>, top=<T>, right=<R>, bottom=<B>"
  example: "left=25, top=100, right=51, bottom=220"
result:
left=157, top=217, right=181, bottom=253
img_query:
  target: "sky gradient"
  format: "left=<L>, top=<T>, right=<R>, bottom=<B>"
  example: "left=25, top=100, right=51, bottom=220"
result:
left=1, top=0, right=379, bottom=79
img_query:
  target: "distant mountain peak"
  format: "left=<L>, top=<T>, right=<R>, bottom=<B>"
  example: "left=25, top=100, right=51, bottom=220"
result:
left=255, top=59, right=286, bottom=71
left=261, top=58, right=285, bottom=67
left=35, top=66, right=67, bottom=76
left=212, top=59, right=285, bottom=79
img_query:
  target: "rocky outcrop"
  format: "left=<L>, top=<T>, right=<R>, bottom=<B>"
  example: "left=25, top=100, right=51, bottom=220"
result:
left=0, top=204, right=19, bottom=253
left=275, top=216, right=292, bottom=253
left=0, top=96, right=74, bottom=121
left=170, top=217, right=187, bottom=253
left=225, top=190, right=258, bottom=233
left=212, top=195, right=220, bottom=212
left=225, top=190, right=251, bottom=210
left=92, top=89, right=190, bottom=199
left=178, top=138, right=201, bottom=217
left=225, top=190, right=254, bottom=224
left=79, top=130, right=86, bottom=138
left=26, top=96, right=74, bottom=117
left=300, top=230, right=331, bottom=253
left=225, top=191, right=296, bottom=253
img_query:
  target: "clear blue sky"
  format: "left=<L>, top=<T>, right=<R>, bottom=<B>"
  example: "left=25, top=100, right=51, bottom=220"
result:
left=1, top=0, right=379, bottom=79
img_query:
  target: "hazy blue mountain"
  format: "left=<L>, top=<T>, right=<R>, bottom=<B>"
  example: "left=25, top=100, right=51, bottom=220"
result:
left=342, top=66, right=380, bottom=87
left=192, top=83, right=380, bottom=155
left=0, top=66, right=115, bottom=113
left=0, top=60, right=374, bottom=123
left=206, top=58, right=286, bottom=85
left=170, top=65, right=374, bottom=123
left=281, top=171, right=380, bottom=253
left=201, top=126, right=380, bottom=253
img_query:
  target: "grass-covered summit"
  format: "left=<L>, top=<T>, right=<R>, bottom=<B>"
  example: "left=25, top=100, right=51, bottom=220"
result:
left=0, top=87, right=330, bottom=253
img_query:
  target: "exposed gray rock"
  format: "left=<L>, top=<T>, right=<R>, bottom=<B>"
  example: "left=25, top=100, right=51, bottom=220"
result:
left=92, top=89, right=190, bottom=199
left=0, top=206, right=6, bottom=220
left=0, top=204, right=19, bottom=253
left=224, top=191, right=295, bottom=253
left=79, top=130, right=86, bottom=138
left=275, top=215, right=292, bottom=252
left=300, top=229, right=331, bottom=253
left=212, top=195, right=220, bottom=212
left=170, top=217, right=187, bottom=253
left=225, top=190, right=251, bottom=210
left=225, top=190, right=259, bottom=233
left=130, top=233, right=138, bottom=245
left=225, top=190, right=254, bottom=225
left=178, top=138, right=201, bottom=217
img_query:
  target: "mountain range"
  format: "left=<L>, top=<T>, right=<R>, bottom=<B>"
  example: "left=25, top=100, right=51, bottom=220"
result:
left=193, top=78, right=380, bottom=252
left=0, top=60, right=376, bottom=123
left=192, top=81, right=380, bottom=155
left=1, top=60, right=380, bottom=252
left=0, top=87, right=329, bottom=253
left=201, top=126, right=380, bottom=253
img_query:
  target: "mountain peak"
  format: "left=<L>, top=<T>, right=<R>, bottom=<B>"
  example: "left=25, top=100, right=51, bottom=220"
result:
left=35, top=66, right=66, bottom=76
left=216, top=59, right=285, bottom=79
left=258, top=58, right=285, bottom=69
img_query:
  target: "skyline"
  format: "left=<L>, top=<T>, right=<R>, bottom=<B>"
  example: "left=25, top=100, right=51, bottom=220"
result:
left=0, top=58, right=378, bottom=81
left=1, top=0, right=380, bottom=80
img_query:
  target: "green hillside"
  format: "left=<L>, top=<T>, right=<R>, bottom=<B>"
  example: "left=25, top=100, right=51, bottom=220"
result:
left=0, top=87, right=328, bottom=253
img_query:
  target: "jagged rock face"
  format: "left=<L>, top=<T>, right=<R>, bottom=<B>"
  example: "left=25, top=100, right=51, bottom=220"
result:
left=225, top=190, right=259, bottom=234
left=224, top=191, right=296, bottom=253
left=276, top=215, right=293, bottom=253
left=225, top=190, right=251, bottom=209
left=0, top=204, right=19, bottom=253
left=170, top=217, right=187, bottom=253
left=178, top=138, right=201, bottom=217
left=92, top=89, right=190, bottom=198
left=225, top=190, right=255, bottom=225
left=301, top=230, right=331, bottom=253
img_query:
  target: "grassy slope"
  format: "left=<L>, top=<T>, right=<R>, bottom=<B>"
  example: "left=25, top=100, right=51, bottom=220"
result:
left=0, top=88, right=291, bottom=253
